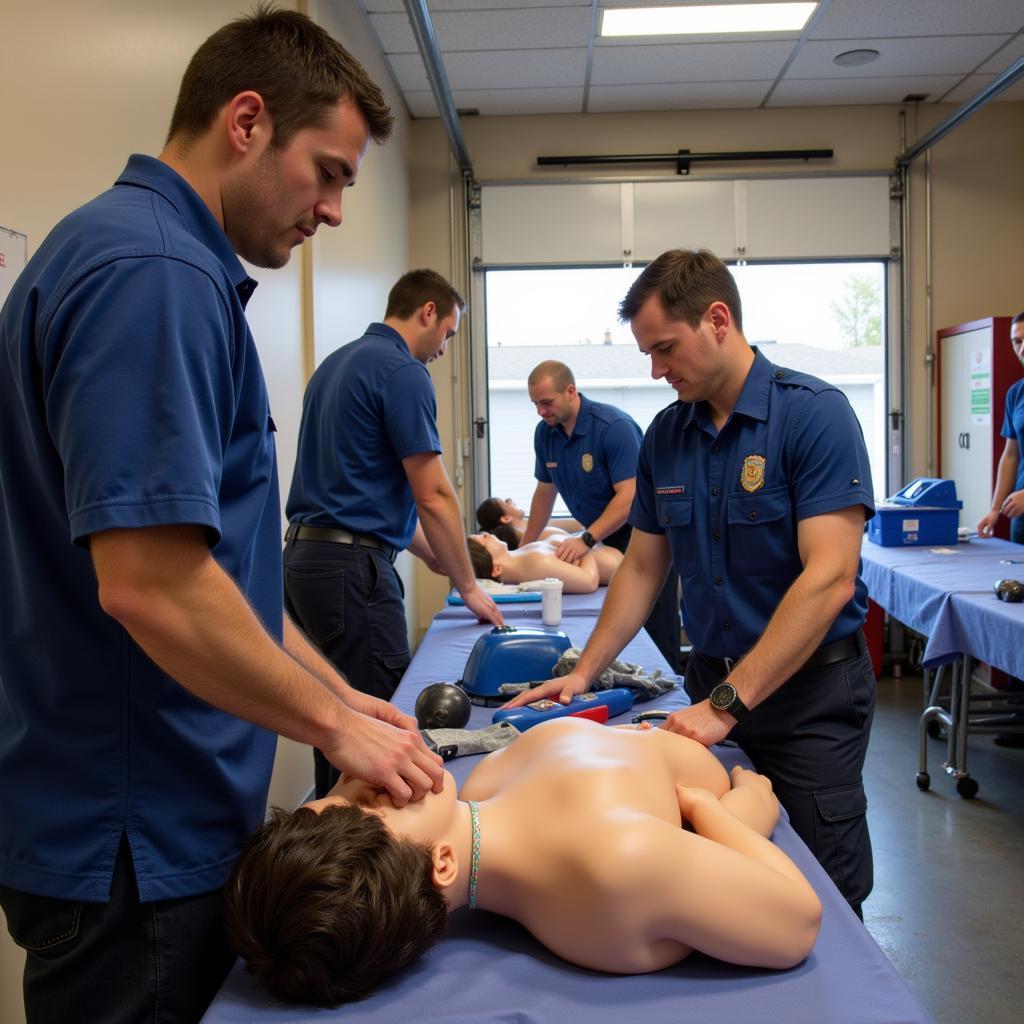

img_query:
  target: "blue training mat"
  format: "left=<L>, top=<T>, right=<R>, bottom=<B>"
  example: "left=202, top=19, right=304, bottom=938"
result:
left=446, top=591, right=542, bottom=605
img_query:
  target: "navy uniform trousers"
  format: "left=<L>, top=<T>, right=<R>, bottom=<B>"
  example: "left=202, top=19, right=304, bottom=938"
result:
left=283, top=537, right=412, bottom=798
left=685, top=642, right=876, bottom=914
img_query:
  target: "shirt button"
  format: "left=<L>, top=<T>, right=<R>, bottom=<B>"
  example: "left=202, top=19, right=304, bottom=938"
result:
left=711, top=487, right=720, bottom=496
left=774, top=369, right=784, bottom=379
left=713, top=532, right=720, bottom=542
left=723, top=622, right=732, bottom=631
left=711, top=444, right=720, bottom=453
left=714, top=576, right=723, bottom=585
left=664, top=514, right=671, bottom=524
left=748, top=511, right=758, bottom=521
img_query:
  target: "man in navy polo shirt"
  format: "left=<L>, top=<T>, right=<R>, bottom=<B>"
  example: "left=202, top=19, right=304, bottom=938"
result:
left=286, top=269, right=504, bottom=797
left=507, top=250, right=876, bottom=917
left=522, top=360, right=683, bottom=673
left=0, top=11, right=443, bottom=1022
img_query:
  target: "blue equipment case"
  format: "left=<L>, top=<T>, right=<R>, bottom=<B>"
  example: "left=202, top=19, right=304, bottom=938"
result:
left=867, top=477, right=962, bottom=546
left=460, top=626, right=573, bottom=705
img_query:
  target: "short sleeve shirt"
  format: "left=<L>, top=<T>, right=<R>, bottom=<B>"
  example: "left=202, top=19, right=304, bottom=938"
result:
left=0, top=155, right=280, bottom=901
left=630, top=349, right=875, bottom=659
left=286, top=323, right=441, bottom=550
left=1002, top=379, right=1024, bottom=491
left=533, top=394, right=643, bottom=526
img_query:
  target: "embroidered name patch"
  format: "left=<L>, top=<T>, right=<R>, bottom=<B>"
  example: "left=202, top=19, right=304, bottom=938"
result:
left=546, top=462, right=558, bottom=468
left=656, top=486, right=686, bottom=495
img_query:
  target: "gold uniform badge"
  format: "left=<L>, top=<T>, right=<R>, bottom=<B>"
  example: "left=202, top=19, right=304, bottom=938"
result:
left=581, top=453, right=594, bottom=473
left=741, top=455, right=766, bottom=493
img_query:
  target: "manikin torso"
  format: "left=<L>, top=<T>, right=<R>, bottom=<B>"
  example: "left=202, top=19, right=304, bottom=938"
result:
left=459, top=719, right=730, bottom=973
left=500, top=534, right=621, bottom=589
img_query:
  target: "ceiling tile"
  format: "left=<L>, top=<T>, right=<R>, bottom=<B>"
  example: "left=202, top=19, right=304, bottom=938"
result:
left=768, top=75, right=965, bottom=106
left=449, top=87, right=586, bottom=115
left=368, top=12, right=420, bottom=53
left=978, top=36, right=1024, bottom=72
left=942, top=73, right=1024, bottom=103
left=427, top=6, right=592, bottom=50
left=810, top=0, right=1024, bottom=39
left=592, top=40, right=795, bottom=84
left=790, top=36, right=1014, bottom=78
left=588, top=80, right=774, bottom=112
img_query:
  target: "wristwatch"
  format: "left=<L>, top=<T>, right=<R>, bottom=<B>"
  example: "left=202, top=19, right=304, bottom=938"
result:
left=580, top=530, right=597, bottom=548
left=709, top=682, right=750, bottom=723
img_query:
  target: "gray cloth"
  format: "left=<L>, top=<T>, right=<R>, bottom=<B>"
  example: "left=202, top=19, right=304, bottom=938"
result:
left=420, top=722, right=521, bottom=761
left=497, top=647, right=678, bottom=701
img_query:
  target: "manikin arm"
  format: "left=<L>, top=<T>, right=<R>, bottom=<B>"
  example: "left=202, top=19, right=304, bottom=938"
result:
left=662, top=767, right=822, bottom=968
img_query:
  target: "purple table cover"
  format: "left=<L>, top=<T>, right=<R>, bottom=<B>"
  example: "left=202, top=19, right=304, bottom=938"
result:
left=203, top=608, right=932, bottom=1024
left=861, top=535, right=1024, bottom=676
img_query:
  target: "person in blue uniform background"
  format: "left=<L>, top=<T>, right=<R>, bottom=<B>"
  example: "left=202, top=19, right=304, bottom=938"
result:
left=507, top=249, right=877, bottom=917
left=0, top=10, right=443, bottom=1023
left=285, top=269, right=503, bottom=796
left=522, top=359, right=683, bottom=673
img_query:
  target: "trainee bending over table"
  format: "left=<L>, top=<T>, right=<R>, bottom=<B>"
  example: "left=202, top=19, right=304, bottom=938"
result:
left=225, top=718, right=822, bottom=1008
left=467, top=530, right=623, bottom=591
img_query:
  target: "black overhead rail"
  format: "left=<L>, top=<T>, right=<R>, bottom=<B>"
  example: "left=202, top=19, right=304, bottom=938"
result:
left=537, top=148, right=833, bottom=175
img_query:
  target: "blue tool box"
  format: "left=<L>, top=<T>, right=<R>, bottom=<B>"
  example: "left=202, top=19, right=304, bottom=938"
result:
left=867, top=478, right=962, bottom=546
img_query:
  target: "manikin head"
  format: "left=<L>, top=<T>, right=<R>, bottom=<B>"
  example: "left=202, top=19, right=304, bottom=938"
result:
left=467, top=532, right=510, bottom=580
left=224, top=774, right=464, bottom=1007
left=163, top=5, right=393, bottom=270
left=384, top=269, right=466, bottom=364
left=476, top=496, right=526, bottom=531
left=527, top=361, right=579, bottom=432
left=619, top=249, right=747, bottom=407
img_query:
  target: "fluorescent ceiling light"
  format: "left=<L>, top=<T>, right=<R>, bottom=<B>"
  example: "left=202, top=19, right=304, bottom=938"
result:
left=601, top=3, right=817, bottom=37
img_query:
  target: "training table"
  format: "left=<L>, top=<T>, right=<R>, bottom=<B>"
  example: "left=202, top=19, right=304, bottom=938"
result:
left=860, top=536, right=1024, bottom=797
left=203, top=598, right=933, bottom=1024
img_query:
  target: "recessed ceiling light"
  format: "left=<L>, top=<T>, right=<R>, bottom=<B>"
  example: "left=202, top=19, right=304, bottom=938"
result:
left=833, top=48, right=881, bottom=67
left=600, top=3, right=817, bottom=37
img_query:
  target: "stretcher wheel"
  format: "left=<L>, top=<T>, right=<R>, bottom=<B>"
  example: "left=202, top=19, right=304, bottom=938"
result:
left=926, top=719, right=943, bottom=739
left=956, top=777, right=979, bottom=799
left=915, top=772, right=930, bottom=791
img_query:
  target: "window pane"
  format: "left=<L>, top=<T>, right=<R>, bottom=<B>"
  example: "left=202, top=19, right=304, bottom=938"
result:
left=485, top=262, right=887, bottom=517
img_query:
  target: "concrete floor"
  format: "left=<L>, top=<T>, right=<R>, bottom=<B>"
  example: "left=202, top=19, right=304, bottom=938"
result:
left=862, top=674, right=1024, bottom=1024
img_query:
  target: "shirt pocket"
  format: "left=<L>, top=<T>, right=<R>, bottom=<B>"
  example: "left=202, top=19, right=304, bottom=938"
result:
left=726, top=486, right=794, bottom=576
left=655, top=495, right=696, bottom=577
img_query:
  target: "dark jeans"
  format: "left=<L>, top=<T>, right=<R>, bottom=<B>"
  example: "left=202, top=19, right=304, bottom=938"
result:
left=0, top=839, right=233, bottom=1024
left=283, top=538, right=412, bottom=797
left=604, top=524, right=683, bottom=675
left=685, top=645, right=876, bottom=913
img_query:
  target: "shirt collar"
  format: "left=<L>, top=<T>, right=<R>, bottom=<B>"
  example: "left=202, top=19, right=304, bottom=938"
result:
left=683, top=345, right=771, bottom=431
left=114, top=154, right=258, bottom=308
left=566, top=392, right=592, bottom=439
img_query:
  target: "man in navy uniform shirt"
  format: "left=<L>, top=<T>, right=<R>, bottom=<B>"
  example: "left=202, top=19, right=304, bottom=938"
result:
left=0, top=10, right=443, bottom=1022
left=508, top=250, right=876, bottom=916
left=522, top=360, right=683, bottom=673
left=285, top=269, right=503, bottom=797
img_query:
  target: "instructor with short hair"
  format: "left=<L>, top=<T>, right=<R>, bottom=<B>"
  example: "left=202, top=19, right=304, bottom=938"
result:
left=286, top=269, right=503, bottom=796
left=522, top=360, right=683, bottom=672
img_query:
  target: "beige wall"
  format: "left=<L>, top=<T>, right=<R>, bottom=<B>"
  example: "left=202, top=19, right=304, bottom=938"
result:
left=409, top=100, right=1024, bottom=537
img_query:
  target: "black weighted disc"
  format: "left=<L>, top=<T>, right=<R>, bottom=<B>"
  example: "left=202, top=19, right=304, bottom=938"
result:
left=415, top=683, right=472, bottom=730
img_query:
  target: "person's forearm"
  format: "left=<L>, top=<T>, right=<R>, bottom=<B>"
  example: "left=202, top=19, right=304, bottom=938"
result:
left=522, top=486, right=555, bottom=544
left=990, top=449, right=1019, bottom=511
left=572, top=549, right=665, bottom=682
left=417, top=488, right=477, bottom=591
left=407, top=522, right=433, bottom=562
left=585, top=488, right=633, bottom=542
left=99, top=554, right=349, bottom=751
left=728, top=563, right=855, bottom=709
left=284, top=615, right=352, bottom=701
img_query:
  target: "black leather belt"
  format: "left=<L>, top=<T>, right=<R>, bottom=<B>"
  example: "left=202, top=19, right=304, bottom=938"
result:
left=285, top=524, right=398, bottom=564
left=693, top=629, right=867, bottom=677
